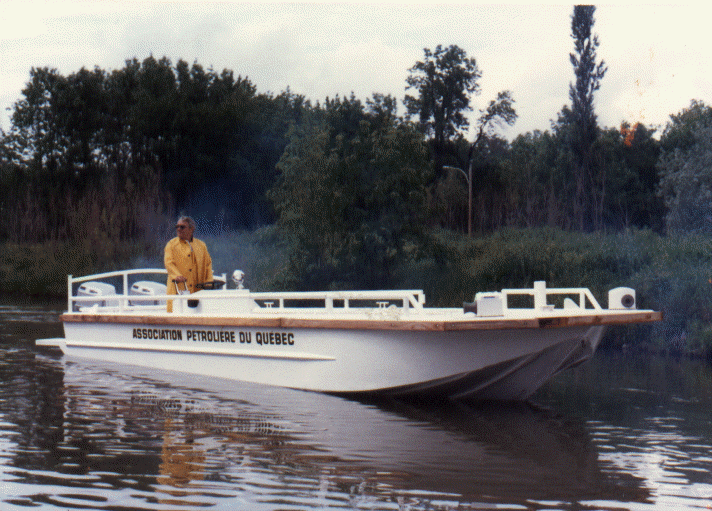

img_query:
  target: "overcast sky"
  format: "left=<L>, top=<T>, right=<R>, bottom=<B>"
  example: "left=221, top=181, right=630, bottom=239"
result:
left=3, top=1, right=711, bottom=140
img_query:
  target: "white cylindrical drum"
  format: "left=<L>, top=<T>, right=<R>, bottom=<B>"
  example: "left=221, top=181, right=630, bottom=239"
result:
left=608, top=287, right=636, bottom=310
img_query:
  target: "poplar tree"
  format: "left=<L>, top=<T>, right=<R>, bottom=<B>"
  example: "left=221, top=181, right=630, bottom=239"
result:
left=568, top=5, right=607, bottom=230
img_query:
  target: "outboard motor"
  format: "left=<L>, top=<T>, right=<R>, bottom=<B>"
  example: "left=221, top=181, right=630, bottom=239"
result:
left=129, top=281, right=167, bottom=306
left=76, top=281, right=118, bottom=309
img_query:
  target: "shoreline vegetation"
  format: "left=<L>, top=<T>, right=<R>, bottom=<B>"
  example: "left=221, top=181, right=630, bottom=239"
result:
left=2, top=227, right=710, bottom=360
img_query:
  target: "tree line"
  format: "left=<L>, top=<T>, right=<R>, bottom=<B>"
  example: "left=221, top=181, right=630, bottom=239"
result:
left=1, top=6, right=711, bottom=284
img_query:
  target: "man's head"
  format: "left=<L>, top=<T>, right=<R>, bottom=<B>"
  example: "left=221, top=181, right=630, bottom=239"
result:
left=175, top=216, right=196, bottom=241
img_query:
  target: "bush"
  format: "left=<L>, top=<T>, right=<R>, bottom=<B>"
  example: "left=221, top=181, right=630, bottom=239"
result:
left=626, top=234, right=712, bottom=356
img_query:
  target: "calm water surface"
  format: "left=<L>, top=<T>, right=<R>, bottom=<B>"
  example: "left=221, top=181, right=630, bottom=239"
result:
left=2, top=298, right=712, bottom=510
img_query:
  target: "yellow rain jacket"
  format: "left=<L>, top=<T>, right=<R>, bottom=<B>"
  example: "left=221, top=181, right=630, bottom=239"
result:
left=164, top=237, right=213, bottom=312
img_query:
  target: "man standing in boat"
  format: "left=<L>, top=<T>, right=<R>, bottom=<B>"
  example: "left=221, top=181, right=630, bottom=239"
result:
left=164, top=216, right=213, bottom=312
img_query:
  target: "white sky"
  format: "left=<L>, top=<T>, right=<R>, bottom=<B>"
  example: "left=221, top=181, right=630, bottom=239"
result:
left=2, top=1, right=711, bottom=140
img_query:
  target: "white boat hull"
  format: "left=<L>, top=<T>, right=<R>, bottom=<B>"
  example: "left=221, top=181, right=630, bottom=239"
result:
left=45, top=320, right=605, bottom=400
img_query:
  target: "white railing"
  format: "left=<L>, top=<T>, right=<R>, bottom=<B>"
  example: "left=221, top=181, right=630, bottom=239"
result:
left=66, top=269, right=425, bottom=313
left=66, top=272, right=600, bottom=316
left=68, top=268, right=169, bottom=311
left=248, top=290, right=426, bottom=312
left=499, top=281, right=602, bottom=311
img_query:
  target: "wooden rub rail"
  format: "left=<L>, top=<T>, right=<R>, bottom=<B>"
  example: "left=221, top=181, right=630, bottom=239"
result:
left=61, top=310, right=663, bottom=331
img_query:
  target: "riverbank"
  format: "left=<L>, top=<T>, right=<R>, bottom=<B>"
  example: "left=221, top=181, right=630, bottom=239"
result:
left=2, top=227, right=711, bottom=357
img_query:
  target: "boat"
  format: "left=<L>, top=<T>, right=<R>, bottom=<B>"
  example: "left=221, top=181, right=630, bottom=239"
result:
left=36, top=268, right=662, bottom=400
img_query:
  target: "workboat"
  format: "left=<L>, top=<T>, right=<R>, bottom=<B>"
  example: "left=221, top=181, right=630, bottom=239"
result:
left=36, top=269, right=662, bottom=400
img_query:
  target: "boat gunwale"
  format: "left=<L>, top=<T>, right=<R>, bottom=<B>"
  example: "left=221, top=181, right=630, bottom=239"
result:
left=60, top=310, right=663, bottom=331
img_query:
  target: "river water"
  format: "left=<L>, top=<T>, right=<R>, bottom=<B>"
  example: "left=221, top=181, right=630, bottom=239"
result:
left=2, top=298, right=712, bottom=510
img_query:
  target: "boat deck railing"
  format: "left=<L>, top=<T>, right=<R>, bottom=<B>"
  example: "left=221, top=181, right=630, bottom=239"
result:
left=67, top=268, right=167, bottom=312
left=247, top=290, right=426, bottom=312
left=500, top=281, right=603, bottom=312
left=65, top=269, right=427, bottom=313
left=65, top=270, right=605, bottom=316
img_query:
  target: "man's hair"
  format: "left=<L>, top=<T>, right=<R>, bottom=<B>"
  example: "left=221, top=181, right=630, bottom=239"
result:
left=177, top=216, right=196, bottom=230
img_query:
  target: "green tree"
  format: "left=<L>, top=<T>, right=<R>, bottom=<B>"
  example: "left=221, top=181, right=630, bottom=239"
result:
left=567, top=5, right=607, bottom=230
left=5, top=56, right=301, bottom=239
left=659, top=99, right=712, bottom=152
left=503, top=130, right=562, bottom=228
left=404, top=44, right=481, bottom=164
left=472, top=91, right=517, bottom=146
left=461, top=91, right=517, bottom=233
left=613, top=122, right=663, bottom=230
left=4, top=56, right=300, bottom=242
left=657, top=101, right=712, bottom=233
left=404, top=45, right=517, bottom=234
left=234, top=88, right=311, bottom=226
left=268, top=94, right=432, bottom=290
left=7, top=67, right=83, bottom=240
left=503, top=119, right=662, bottom=232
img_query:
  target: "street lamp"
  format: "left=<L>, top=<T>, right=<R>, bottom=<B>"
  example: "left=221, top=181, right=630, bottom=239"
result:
left=443, top=161, right=472, bottom=237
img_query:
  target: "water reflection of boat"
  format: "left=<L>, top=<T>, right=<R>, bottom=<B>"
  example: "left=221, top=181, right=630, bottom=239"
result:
left=51, top=357, right=651, bottom=507
left=37, top=269, right=662, bottom=400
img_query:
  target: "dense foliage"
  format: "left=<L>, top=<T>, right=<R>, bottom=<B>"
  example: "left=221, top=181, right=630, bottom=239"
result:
left=657, top=100, right=712, bottom=233
left=404, top=44, right=481, bottom=163
left=1, top=51, right=685, bottom=244
left=267, top=94, right=432, bottom=290
left=1, top=57, right=304, bottom=243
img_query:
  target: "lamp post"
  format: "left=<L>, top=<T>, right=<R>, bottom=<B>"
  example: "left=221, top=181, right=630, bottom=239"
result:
left=443, top=161, right=472, bottom=237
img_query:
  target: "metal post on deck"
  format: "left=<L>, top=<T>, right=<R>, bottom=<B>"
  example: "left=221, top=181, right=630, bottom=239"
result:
left=122, top=273, right=129, bottom=311
left=67, top=275, right=73, bottom=312
left=533, top=281, right=547, bottom=310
